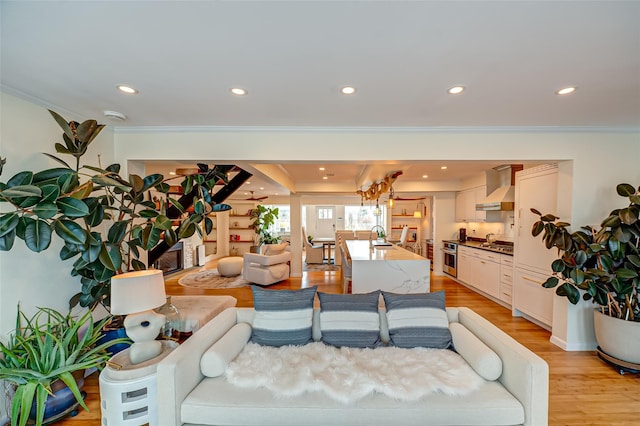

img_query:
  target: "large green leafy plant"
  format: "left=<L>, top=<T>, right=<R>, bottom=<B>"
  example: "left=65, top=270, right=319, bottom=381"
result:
left=250, top=204, right=281, bottom=245
left=0, top=305, right=128, bottom=426
left=0, top=110, right=226, bottom=310
left=531, top=183, right=640, bottom=321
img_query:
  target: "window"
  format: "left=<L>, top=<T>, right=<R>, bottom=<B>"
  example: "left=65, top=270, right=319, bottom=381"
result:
left=264, top=205, right=290, bottom=234
left=317, top=207, right=333, bottom=220
left=344, top=205, right=386, bottom=231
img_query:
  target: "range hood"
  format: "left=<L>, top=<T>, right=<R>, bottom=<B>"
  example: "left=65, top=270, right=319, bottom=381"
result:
left=475, top=185, right=515, bottom=211
left=475, top=164, right=522, bottom=211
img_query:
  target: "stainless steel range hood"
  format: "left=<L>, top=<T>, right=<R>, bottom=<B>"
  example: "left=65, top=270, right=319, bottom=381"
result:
left=475, top=185, right=515, bottom=211
left=475, top=164, right=522, bottom=211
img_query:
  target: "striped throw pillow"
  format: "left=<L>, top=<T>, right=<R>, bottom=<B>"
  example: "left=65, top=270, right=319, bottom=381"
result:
left=382, top=290, right=452, bottom=349
left=250, top=285, right=317, bottom=347
left=318, top=291, right=381, bottom=348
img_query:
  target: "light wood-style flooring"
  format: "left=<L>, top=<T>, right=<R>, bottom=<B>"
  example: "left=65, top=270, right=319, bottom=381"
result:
left=57, top=261, right=640, bottom=426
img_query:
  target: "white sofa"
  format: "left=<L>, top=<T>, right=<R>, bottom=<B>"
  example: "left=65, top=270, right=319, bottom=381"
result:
left=157, top=307, right=548, bottom=426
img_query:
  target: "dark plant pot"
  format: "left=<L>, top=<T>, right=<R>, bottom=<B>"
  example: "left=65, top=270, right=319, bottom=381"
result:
left=28, top=371, right=85, bottom=422
left=97, top=326, right=131, bottom=356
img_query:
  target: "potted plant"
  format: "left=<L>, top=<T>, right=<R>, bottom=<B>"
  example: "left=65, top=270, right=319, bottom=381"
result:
left=0, top=305, right=129, bottom=426
left=250, top=205, right=281, bottom=250
left=531, top=183, right=640, bottom=365
left=0, top=110, right=228, bottom=312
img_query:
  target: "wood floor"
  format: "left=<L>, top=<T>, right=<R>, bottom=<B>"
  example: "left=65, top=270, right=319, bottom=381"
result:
left=57, top=262, right=640, bottom=426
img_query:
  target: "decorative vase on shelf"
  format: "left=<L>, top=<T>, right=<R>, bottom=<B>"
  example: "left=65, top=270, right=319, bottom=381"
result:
left=154, top=296, right=180, bottom=340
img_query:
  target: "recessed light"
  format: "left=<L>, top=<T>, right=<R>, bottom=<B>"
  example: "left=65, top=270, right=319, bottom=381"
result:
left=341, top=86, right=356, bottom=95
left=323, top=176, right=328, bottom=180
left=169, top=172, right=176, bottom=175
left=319, top=167, right=325, bottom=171
left=448, top=86, right=465, bottom=95
left=259, top=187, right=264, bottom=190
left=422, top=175, right=429, bottom=178
left=245, top=181, right=251, bottom=185
left=556, top=86, right=577, bottom=95
left=117, top=85, right=138, bottom=94
left=230, top=87, right=247, bottom=96
left=441, top=166, right=448, bottom=170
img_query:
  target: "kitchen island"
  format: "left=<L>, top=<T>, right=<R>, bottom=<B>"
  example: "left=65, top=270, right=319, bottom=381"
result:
left=345, top=240, right=430, bottom=294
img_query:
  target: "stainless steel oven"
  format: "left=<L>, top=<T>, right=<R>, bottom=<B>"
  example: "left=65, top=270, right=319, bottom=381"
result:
left=442, top=241, right=457, bottom=278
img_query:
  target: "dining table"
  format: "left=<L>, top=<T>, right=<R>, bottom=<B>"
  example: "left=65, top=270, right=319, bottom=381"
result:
left=312, top=237, right=336, bottom=264
left=345, top=240, right=430, bottom=293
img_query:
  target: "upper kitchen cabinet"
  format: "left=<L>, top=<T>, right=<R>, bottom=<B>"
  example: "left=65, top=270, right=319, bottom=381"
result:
left=455, top=186, right=487, bottom=222
left=456, top=164, right=524, bottom=223
left=514, top=164, right=559, bottom=273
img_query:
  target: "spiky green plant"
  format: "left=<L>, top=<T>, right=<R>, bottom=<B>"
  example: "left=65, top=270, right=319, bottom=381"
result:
left=0, top=306, right=129, bottom=426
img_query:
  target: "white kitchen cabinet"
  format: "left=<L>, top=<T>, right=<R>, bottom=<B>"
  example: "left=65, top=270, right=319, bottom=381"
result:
left=513, top=164, right=558, bottom=327
left=514, top=165, right=558, bottom=272
left=455, top=186, right=487, bottom=222
left=500, top=255, right=514, bottom=305
left=456, top=246, right=500, bottom=299
left=513, top=268, right=554, bottom=327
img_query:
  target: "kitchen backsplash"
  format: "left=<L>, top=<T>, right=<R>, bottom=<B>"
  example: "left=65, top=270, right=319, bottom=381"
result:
left=458, top=220, right=514, bottom=242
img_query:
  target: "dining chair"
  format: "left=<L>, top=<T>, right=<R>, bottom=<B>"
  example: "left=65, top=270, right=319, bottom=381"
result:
left=339, top=241, right=352, bottom=294
left=301, top=226, right=324, bottom=264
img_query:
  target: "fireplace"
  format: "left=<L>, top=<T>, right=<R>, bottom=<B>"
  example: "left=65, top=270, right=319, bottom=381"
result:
left=154, top=242, right=184, bottom=275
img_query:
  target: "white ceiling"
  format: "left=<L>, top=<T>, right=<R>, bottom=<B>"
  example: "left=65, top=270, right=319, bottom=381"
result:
left=2, top=1, right=639, bottom=196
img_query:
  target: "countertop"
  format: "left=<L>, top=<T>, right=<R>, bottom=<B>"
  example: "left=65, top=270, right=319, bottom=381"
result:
left=346, top=240, right=425, bottom=261
left=443, top=239, right=514, bottom=256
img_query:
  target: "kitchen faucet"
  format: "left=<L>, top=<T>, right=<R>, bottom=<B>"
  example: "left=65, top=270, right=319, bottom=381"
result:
left=369, top=225, right=386, bottom=248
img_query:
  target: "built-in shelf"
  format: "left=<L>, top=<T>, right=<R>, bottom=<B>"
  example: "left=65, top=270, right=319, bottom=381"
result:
left=391, top=214, right=419, bottom=217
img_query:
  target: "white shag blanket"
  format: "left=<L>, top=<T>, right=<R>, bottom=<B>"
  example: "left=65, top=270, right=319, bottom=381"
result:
left=225, top=342, right=484, bottom=404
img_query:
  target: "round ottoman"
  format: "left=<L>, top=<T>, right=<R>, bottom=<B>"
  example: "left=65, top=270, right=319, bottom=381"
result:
left=217, top=257, right=243, bottom=277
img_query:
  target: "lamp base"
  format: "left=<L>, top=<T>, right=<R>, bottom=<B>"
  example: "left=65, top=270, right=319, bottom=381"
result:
left=129, top=340, right=163, bottom=364
left=123, top=310, right=166, bottom=364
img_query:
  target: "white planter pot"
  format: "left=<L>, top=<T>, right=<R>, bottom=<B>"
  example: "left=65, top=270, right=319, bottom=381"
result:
left=593, top=309, right=640, bottom=364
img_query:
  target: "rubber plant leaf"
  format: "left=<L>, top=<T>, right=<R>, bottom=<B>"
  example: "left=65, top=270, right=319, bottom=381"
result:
left=99, top=243, right=122, bottom=272
left=56, top=197, right=89, bottom=218
left=54, top=219, right=87, bottom=245
left=0, top=185, right=42, bottom=199
left=49, top=109, right=75, bottom=141
left=24, top=218, right=52, bottom=252
left=0, top=213, right=19, bottom=238
left=32, top=202, right=58, bottom=219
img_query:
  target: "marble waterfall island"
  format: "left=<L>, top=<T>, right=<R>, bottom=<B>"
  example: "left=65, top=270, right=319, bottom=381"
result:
left=345, top=240, right=430, bottom=293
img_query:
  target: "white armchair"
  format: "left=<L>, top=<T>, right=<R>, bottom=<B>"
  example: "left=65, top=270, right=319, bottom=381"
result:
left=302, top=226, right=324, bottom=264
left=243, top=251, right=291, bottom=286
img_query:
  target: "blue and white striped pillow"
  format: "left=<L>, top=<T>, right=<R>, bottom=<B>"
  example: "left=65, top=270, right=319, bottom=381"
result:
left=382, top=290, right=452, bottom=349
left=318, top=291, right=381, bottom=348
left=250, top=285, right=317, bottom=347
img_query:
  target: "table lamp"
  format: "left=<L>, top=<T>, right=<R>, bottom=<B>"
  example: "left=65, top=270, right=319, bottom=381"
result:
left=110, top=269, right=167, bottom=364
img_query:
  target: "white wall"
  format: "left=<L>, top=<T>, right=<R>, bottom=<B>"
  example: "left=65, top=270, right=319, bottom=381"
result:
left=0, top=94, right=116, bottom=423
left=0, top=93, right=115, bottom=338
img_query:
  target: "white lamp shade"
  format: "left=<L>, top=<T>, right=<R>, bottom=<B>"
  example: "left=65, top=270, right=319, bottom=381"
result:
left=110, top=269, right=167, bottom=315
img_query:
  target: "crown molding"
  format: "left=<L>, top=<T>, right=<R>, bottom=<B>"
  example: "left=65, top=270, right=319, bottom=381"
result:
left=112, top=125, right=640, bottom=134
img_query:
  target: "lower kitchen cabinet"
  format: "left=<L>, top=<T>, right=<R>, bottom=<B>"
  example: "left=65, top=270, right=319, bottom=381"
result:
left=500, top=255, right=514, bottom=305
left=457, top=246, right=501, bottom=299
left=513, top=267, right=554, bottom=327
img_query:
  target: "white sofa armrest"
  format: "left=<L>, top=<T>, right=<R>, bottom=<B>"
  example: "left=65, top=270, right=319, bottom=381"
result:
left=243, top=252, right=291, bottom=266
left=157, top=307, right=239, bottom=426
left=452, top=307, right=549, bottom=426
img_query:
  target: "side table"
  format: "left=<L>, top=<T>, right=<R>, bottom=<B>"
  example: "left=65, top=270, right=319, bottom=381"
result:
left=99, top=340, right=177, bottom=426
